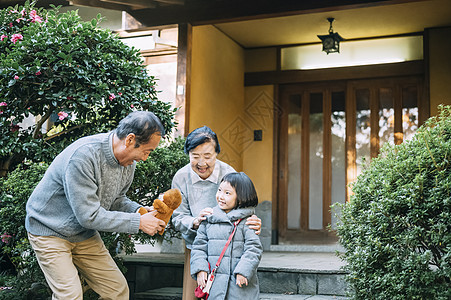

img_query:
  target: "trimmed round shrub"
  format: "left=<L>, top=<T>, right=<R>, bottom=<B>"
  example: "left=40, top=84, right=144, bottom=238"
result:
left=336, top=105, right=451, bottom=299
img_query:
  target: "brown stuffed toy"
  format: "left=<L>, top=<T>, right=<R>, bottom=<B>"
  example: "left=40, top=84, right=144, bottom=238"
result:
left=138, top=188, right=182, bottom=235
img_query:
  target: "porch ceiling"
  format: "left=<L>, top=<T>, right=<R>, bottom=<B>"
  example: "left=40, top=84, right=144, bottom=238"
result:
left=1, top=0, right=450, bottom=48
left=215, top=0, right=451, bottom=48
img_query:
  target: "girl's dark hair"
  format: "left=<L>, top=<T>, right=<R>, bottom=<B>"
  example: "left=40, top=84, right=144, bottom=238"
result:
left=115, top=111, right=165, bottom=148
left=184, top=126, right=220, bottom=154
left=221, top=172, right=258, bottom=209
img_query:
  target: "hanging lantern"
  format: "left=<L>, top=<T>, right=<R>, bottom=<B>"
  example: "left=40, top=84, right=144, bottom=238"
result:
left=317, top=18, right=344, bottom=54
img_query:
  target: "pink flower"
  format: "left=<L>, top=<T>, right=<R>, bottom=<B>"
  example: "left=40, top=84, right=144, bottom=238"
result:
left=0, top=34, right=7, bottom=41
left=10, top=123, right=20, bottom=132
left=11, top=33, right=23, bottom=44
left=1, top=233, right=12, bottom=244
left=118, top=92, right=122, bottom=96
left=29, top=10, right=43, bottom=23
left=130, top=104, right=134, bottom=108
left=14, top=75, right=19, bottom=80
left=109, top=93, right=116, bottom=100
left=9, top=22, right=13, bottom=28
left=0, top=102, right=6, bottom=114
left=57, top=111, right=68, bottom=120
left=35, top=71, right=41, bottom=75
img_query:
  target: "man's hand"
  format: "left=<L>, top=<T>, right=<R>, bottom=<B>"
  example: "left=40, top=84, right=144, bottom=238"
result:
left=192, top=207, right=213, bottom=229
left=139, top=210, right=165, bottom=236
left=236, top=274, right=248, bottom=287
left=196, top=271, right=208, bottom=288
left=246, top=214, right=262, bottom=235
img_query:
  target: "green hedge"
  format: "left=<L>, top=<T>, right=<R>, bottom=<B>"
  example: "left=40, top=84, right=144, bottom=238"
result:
left=336, top=105, right=451, bottom=299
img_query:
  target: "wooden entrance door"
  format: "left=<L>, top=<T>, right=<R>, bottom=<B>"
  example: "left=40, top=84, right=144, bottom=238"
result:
left=277, top=76, right=424, bottom=241
left=278, top=82, right=347, bottom=239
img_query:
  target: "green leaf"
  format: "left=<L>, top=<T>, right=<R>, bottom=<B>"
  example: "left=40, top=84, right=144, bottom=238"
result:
left=57, top=52, right=67, bottom=59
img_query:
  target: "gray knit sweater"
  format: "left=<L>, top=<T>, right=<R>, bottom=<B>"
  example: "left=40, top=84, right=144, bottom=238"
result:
left=25, top=132, right=142, bottom=243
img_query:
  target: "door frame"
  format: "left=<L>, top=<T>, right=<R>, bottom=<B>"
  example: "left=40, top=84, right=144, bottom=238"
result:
left=275, top=74, right=426, bottom=240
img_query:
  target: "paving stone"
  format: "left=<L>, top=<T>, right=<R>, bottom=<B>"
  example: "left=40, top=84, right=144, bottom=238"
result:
left=317, top=274, right=348, bottom=296
left=135, top=287, right=182, bottom=300
left=298, top=273, right=317, bottom=295
left=258, top=271, right=299, bottom=294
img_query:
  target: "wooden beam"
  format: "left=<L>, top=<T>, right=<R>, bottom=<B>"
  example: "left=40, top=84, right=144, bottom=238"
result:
left=277, top=88, right=290, bottom=237
left=70, top=0, right=128, bottom=11
left=175, top=23, right=192, bottom=137
left=300, top=90, right=310, bottom=231
left=128, top=0, right=406, bottom=27
left=370, top=87, right=379, bottom=159
left=345, top=83, right=356, bottom=203
left=155, top=0, right=184, bottom=5
left=394, top=85, right=403, bottom=145
left=245, top=60, right=424, bottom=86
left=100, top=0, right=155, bottom=9
left=272, top=83, right=280, bottom=243
left=0, top=0, right=70, bottom=9
left=323, top=89, right=332, bottom=229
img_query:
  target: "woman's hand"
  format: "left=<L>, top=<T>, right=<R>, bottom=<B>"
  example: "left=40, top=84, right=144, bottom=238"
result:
left=192, top=207, right=213, bottom=229
left=197, top=271, right=208, bottom=288
left=236, top=274, right=248, bottom=287
left=246, top=214, right=262, bottom=235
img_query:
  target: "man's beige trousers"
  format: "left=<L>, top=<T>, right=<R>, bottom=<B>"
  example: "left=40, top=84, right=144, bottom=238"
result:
left=28, top=232, right=128, bottom=300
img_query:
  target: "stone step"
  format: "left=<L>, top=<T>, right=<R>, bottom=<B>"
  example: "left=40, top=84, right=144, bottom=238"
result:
left=134, top=287, right=182, bottom=300
left=270, top=243, right=345, bottom=253
left=260, top=294, right=349, bottom=299
left=124, top=252, right=349, bottom=299
left=134, top=287, right=349, bottom=300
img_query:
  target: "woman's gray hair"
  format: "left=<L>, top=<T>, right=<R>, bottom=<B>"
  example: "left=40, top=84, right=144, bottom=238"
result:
left=115, top=111, right=165, bottom=147
left=184, top=126, right=220, bottom=154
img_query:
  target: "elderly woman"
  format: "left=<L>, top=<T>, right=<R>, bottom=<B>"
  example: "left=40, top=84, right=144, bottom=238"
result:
left=172, top=126, right=261, bottom=300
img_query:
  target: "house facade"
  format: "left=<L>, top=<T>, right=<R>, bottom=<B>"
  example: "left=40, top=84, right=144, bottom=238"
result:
left=5, top=0, right=451, bottom=248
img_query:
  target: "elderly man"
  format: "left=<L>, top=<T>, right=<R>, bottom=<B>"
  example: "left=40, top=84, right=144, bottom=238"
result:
left=26, top=111, right=166, bottom=299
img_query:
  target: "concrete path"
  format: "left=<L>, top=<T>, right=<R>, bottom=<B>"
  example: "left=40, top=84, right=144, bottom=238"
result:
left=125, top=251, right=347, bottom=272
left=259, top=252, right=346, bottom=272
left=260, top=294, right=349, bottom=299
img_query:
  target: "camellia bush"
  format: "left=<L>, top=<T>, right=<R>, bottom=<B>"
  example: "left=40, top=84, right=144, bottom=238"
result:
left=336, top=105, right=450, bottom=299
left=0, top=1, right=176, bottom=175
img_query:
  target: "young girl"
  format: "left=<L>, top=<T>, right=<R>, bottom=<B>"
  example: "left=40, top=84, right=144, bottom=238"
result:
left=190, top=172, right=263, bottom=299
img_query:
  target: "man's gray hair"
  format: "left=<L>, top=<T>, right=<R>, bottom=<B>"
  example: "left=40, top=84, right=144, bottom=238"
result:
left=116, top=111, right=165, bottom=147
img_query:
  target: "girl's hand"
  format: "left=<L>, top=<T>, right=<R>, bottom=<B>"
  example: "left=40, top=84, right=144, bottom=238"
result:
left=197, top=271, right=208, bottom=288
left=236, top=274, right=248, bottom=287
left=144, top=205, right=154, bottom=212
left=193, top=207, right=213, bottom=229
left=246, top=214, right=262, bottom=235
